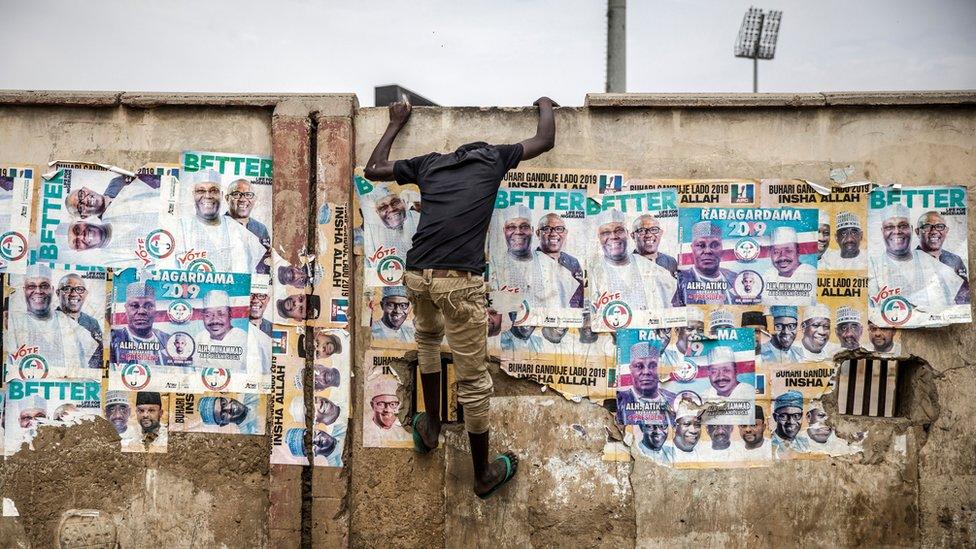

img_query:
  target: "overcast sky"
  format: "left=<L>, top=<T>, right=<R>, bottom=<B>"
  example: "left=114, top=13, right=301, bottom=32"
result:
left=2, top=0, right=974, bottom=106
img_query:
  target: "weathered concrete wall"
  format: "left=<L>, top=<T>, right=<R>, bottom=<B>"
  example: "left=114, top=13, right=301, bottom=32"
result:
left=352, top=98, right=976, bottom=548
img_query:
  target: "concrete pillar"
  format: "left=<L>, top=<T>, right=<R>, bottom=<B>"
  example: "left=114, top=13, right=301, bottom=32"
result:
left=268, top=100, right=313, bottom=548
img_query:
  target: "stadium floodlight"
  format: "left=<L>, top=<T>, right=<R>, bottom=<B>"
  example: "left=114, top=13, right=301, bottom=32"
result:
left=734, top=7, right=783, bottom=92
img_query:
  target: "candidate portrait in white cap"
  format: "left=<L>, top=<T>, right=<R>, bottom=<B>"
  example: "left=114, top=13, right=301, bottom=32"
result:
left=708, top=309, right=735, bottom=335
left=672, top=395, right=704, bottom=458
left=671, top=307, right=706, bottom=357
left=615, top=342, right=677, bottom=425
left=363, top=377, right=408, bottom=447
left=868, top=202, right=966, bottom=315
left=835, top=306, right=864, bottom=350
left=674, top=221, right=737, bottom=306
left=762, top=226, right=817, bottom=306
left=104, top=390, right=132, bottom=435
left=819, top=211, right=866, bottom=270
left=194, top=289, right=249, bottom=368
left=168, top=168, right=267, bottom=275
left=702, top=346, right=755, bottom=400
left=799, top=303, right=840, bottom=360
left=371, top=286, right=416, bottom=344
left=372, top=184, right=409, bottom=230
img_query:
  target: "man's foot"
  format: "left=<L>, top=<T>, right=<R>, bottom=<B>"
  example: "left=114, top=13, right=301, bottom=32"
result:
left=475, top=451, right=519, bottom=499
left=411, top=412, right=440, bottom=453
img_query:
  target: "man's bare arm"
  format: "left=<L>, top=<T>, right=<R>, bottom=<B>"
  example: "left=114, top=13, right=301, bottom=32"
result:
left=364, top=101, right=412, bottom=181
left=520, top=97, right=557, bottom=161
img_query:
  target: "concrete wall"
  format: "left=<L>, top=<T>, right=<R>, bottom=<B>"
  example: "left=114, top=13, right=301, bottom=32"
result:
left=352, top=96, right=976, bottom=548
left=0, top=91, right=972, bottom=547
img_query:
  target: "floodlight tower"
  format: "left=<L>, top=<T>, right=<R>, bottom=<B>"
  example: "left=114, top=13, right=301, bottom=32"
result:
left=734, top=7, right=782, bottom=93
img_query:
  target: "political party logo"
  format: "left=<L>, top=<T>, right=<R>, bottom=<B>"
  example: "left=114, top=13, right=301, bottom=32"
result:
left=879, top=295, right=913, bottom=326
left=120, top=363, right=152, bottom=390
left=145, top=229, right=175, bottom=259
left=671, top=357, right=699, bottom=383
left=187, top=258, right=216, bottom=272
left=201, top=367, right=231, bottom=391
left=330, top=298, right=349, bottom=323
left=602, top=300, right=632, bottom=329
left=598, top=173, right=624, bottom=194
left=512, top=300, right=530, bottom=326
left=167, top=299, right=193, bottom=324
left=734, top=238, right=761, bottom=262
left=376, top=255, right=405, bottom=285
left=18, top=354, right=48, bottom=380
left=732, top=183, right=755, bottom=204
left=0, top=231, right=28, bottom=262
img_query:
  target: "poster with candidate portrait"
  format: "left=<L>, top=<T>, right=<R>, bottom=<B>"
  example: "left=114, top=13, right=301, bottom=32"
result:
left=107, top=268, right=270, bottom=394
left=619, top=327, right=757, bottom=426
left=867, top=185, right=971, bottom=328
left=624, top=178, right=761, bottom=208
left=172, top=151, right=272, bottom=279
left=487, top=169, right=591, bottom=327
left=31, top=166, right=174, bottom=270
left=169, top=392, right=267, bottom=435
left=355, top=173, right=420, bottom=288
left=676, top=207, right=820, bottom=308
left=362, top=351, right=412, bottom=449
left=311, top=328, right=349, bottom=467
left=767, top=362, right=844, bottom=460
left=270, top=324, right=308, bottom=465
left=103, top=389, right=169, bottom=454
left=310, top=200, right=351, bottom=328
left=3, top=264, right=107, bottom=382
left=586, top=189, right=685, bottom=332
left=0, top=165, right=35, bottom=274
left=3, top=378, right=102, bottom=457
left=271, top=250, right=316, bottom=327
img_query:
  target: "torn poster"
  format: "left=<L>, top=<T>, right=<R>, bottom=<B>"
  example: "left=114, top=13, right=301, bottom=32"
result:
left=169, top=392, right=267, bottom=435
left=4, top=264, right=107, bottom=382
left=104, top=389, right=169, bottom=454
left=768, top=361, right=837, bottom=459
left=168, top=151, right=272, bottom=279
left=676, top=206, right=820, bottom=307
left=3, top=378, right=102, bottom=456
left=108, top=267, right=270, bottom=394
left=487, top=169, right=590, bottom=327
left=362, top=350, right=412, bottom=448
left=867, top=185, right=970, bottom=328
left=33, top=166, right=172, bottom=269
left=311, top=328, right=350, bottom=467
left=0, top=164, right=35, bottom=274
left=586, top=189, right=685, bottom=331
left=624, top=179, right=761, bottom=208
left=270, top=324, right=308, bottom=465
left=355, top=174, right=419, bottom=288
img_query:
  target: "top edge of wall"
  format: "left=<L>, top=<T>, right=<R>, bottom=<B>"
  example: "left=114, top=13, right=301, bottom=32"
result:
left=0, top=91, right=359, bottom=113
left=585, top=91, right=976, bottom=108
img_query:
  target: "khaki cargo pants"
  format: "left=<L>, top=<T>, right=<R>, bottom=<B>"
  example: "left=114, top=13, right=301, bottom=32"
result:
left=403, top=268, right=492, bottom=434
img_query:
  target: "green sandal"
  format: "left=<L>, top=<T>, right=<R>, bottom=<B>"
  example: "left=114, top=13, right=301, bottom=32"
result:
left=477, top=454, right=517, bottom=500
left=411, top=413, right=435, bottom=454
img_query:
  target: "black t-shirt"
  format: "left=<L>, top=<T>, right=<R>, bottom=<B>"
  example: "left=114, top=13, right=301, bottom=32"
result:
left=394, top=142, right=523, bottom=274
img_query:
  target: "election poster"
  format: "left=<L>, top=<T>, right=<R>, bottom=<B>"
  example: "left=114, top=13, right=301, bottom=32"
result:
left=3, top=378, right=102, bottom=457
left=767, top=362, right=837, bottom=460
left=271, top=250, right=315, bottom=327
left=172, top=151, right=272, bottom=278
left=867, top=185, right=971, bottom=328
left=499, top=316, right=616, bottom=403
left=618, top=327, right=758, bottom=426
left=676, top=207, right=820, bottom=307
left=32, top=166, right=175, bottom=269
left=169, top=392, right=267, bottom=435
left=0, top=165, right=35, bottom=274
left=103, top=389, right=169, bottom=454
left=270, top=324, right=308, bottom=465
left=801, top=398, right=859, bottom=458
left=362, top=350, right=412, bottom=448
left=624, top=179, right=761, bottom=208
left=107, top=268, right=271, bottom=394
left=310, top=200, right=351, bottom=328
left=4, top=264, right=107, bottom=382
left=487, top=169, right=590, bottom=327
left=762, top=180, right=880, bottom=357
left=624, top=399, right=773, bottom=469
left=586, top=189, right=686, bottom=332
left=137, top=163, right=180, bottom=179
left=355, top=173, right=420, bottom=288
left=311, top=328, right=349, bottom=467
